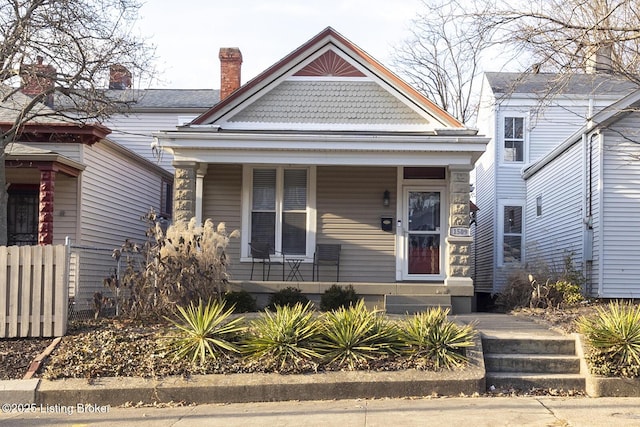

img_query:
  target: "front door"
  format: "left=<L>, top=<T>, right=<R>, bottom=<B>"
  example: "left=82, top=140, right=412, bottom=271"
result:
left=402, top=188, right=444, bottom=279
left=7, top=190, right=38, bottom=246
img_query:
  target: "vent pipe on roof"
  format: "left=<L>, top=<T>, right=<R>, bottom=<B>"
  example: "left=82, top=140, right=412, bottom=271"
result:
left=586, top=44, right=613, bottom=74
left=219, top=47, right=242, bottom=100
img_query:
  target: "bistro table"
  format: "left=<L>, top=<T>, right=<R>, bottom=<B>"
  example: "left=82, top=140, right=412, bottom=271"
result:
left=282, top=255, right=304, bottom=281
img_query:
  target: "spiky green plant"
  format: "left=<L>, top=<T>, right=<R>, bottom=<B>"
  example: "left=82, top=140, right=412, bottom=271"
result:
left=399, top=307, right=476, bottom=370
left=243, top=302, right=321, bottom=370
left=578, top=301, right=640, bottom=369
left=318, top=300, right=400, bottom=369
left=166, top=299, right=245, bottom=365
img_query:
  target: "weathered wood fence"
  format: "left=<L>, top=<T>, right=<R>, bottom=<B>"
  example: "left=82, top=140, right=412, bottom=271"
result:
left=0, top=245, right=68, bottom=338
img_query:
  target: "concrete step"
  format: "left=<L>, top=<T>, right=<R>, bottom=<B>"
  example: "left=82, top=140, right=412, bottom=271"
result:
left=486, top=372, right=586, bottom=392
left=484, top=354, right=580, bottom=374
left=482, top=337, right=576, bottom=355
left=384, top=294, right=452, bottom=315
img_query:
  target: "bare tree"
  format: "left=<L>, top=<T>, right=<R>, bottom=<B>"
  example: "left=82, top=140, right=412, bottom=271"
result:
left=0, top=0, right=155, bottom=245
left=398, top=0, right=640, bottom=123
left=471, top=0, right=640, bottom=77
left=393, top=0, right=502, bottom=124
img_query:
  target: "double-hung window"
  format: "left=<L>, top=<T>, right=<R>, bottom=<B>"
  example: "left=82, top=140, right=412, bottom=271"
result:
left=246, top=166, right=314, bottom=257
left=504, top=116, right=525, bottom=162
left=500, top=203, right=524, bottom=265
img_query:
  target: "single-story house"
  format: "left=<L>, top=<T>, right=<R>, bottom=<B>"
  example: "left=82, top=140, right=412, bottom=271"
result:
left=155, top=27, right=488, bottom=313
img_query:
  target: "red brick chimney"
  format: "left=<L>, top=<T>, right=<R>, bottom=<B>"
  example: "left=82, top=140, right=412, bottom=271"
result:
left=20, top=56, right=56, bottom=107
left=109, top=64, right=132, bottom=89
left=219, top=47, right=242, bottom=100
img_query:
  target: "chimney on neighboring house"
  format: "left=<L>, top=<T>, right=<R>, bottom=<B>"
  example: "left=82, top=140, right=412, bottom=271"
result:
left=586, top=44, right=613, bottom=74
left=109, top=64, right=132, bottom=89
left=219, top=47, right=242, bottom=100
left=20, top=56, right=56, bottom=107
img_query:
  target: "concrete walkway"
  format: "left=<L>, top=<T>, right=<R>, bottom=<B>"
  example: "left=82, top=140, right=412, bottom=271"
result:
left=452, top=312, right=564, bottom=339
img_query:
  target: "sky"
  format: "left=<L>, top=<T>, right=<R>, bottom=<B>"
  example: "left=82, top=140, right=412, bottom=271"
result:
left=136, top=0, right=422, bottom=89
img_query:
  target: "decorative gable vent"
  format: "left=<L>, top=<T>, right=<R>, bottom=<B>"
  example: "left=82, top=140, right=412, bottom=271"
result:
left=294, top=50, right=365, bottom=77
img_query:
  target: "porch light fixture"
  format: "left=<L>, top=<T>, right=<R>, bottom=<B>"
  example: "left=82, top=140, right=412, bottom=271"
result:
left=383, top=190, right=390, bottom=207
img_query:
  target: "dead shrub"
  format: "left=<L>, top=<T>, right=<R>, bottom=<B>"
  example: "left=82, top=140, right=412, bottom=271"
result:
left=103, top=210, right=239, bottom=318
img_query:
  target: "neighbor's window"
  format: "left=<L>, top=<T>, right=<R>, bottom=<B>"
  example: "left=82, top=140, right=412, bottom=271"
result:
left=504, top=117, right=524, bottom=162
left=160, top=179, right=173, bottom=218
left=503, top=205, right=523, bottom=264
left=250, top=167, right=309, bottom=255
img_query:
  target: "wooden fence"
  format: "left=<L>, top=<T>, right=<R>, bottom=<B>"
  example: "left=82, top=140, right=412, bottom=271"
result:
left=1, top=245, right=68, bottom=338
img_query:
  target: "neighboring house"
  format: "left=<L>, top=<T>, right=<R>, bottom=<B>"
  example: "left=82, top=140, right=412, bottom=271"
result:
left=100, top=73, right=219, bottom=219
left=2, top=89, right=173, bottom=311
left=474, top=70, right=637, bottom=300
left=155, top=27, right=488, bottom=313
left=523, top=89, right=640, bottom=298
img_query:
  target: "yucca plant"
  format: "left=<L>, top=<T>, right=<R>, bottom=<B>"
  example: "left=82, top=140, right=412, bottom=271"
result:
left=318, top=300, right=400, bottom=369
left=166, top=299, right=245, bottom=365
left=399, top=307, right=476, bottom=370
left=243, top=302, right=322, bottom=370
left=578, top=301, right=640, bottom=369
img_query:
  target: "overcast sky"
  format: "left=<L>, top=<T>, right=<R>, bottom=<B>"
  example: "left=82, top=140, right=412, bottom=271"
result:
left=136, top=0, right=421, bottom=89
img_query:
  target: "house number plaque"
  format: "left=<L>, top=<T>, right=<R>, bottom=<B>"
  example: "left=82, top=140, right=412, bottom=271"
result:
left=449, top=227, right=470, bottom=237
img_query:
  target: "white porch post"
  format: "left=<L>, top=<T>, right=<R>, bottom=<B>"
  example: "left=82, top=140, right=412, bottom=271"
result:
left=195, top=164, right=208, bottom=225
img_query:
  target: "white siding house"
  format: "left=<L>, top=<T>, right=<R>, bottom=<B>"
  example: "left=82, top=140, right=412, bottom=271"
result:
left=474, top=72, right=636, bottom=297
left=523, top=89, right=640, bottom=298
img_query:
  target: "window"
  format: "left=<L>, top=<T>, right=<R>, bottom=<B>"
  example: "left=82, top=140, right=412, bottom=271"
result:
left=501, top=204, right=523, bottom=264
left=504, top=117, right=524, bottom=162
left=536, top=196, right=543, bottom=217
left=160, top=179, right=173, bottom=218
left=247, top=167, right=314, bottom=256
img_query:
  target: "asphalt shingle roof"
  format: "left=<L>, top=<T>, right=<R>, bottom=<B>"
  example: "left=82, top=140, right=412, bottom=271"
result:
left=485, top=72, right=638, bottom=97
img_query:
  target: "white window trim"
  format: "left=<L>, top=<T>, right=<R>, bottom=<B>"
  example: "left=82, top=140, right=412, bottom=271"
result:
left=497, top=199, right=525, bottom=267
left=500, top=114, right=528, bottom=165
left=240, top=165, right=317, bottom=261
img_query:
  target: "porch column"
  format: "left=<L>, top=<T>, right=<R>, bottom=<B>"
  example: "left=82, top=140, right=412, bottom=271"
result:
left=445, top=166, right=473, bottom=289
left=195, top=164, right=208, bottom=225
left=38, top=168, right=55, bottom=245
left=173, top=162, right=197, bottom=223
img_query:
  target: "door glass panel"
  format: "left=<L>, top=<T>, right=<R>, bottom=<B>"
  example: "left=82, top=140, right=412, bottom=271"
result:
left=408, top=192, right=440, bottom=231
left=408, top=235, right=440, bottom=275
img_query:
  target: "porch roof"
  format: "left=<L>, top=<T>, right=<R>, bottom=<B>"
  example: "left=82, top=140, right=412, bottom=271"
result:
left=157, top=129, right=489, bottom=167
left=5, top=142, right=86, bottom=176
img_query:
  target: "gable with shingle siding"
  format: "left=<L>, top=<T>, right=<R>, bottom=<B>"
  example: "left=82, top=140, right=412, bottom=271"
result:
left=228, top=80, right=427, bottom=125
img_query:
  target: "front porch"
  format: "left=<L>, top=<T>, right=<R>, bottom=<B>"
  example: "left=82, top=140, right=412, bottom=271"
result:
left=229, top=279, right=475, bottom=314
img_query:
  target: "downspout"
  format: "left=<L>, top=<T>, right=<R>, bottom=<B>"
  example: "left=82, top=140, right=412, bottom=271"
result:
left=597, top=131, right=605, bottom=297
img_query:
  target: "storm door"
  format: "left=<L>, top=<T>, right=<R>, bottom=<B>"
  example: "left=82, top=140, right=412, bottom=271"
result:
left=403, top=189, right=444, bottom=278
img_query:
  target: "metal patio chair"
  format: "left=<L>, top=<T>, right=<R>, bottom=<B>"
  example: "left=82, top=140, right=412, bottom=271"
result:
left=312, top=244, right=341, bottom=281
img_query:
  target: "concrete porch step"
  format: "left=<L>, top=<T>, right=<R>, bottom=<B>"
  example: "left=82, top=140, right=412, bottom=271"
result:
left=384, top=294, right=451, bottom=315
left=484, top=354, right=580, bottom=374
left=486, top=372, right=586, bottom=392
left=482, top=337, right=576, bottom=355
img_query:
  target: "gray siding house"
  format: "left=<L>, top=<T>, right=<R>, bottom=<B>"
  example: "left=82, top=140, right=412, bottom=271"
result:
left=473, top=71, right=635, bottom=299
left=155, top=27, right=488, bottom=314
left=524, top=89, right=640, bottom=298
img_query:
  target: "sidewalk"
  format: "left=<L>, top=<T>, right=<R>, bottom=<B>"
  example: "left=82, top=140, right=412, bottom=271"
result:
left=3, top=396, right=640, bottom=426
